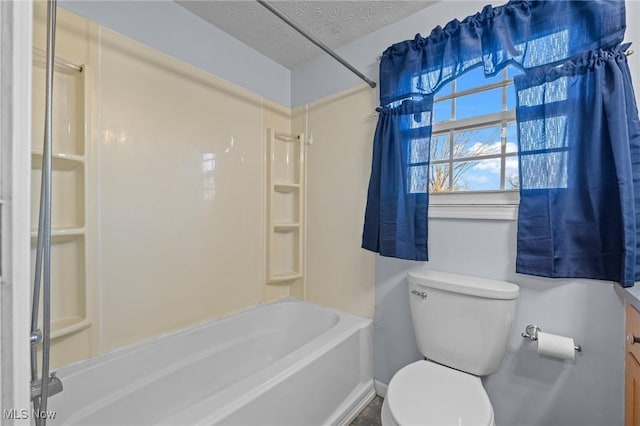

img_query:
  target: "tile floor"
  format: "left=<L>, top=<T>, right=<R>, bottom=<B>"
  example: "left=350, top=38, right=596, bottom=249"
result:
left=350, top=395, right=383, bottom=426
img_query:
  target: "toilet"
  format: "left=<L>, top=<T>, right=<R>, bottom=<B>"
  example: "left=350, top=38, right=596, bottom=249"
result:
left=381, top=268, right=519, bottom=426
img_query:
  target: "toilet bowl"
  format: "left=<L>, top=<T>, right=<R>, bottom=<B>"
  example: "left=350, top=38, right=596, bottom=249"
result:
left=381, top=268, right=518, bottom=426
left=381, top=360, right=494, bottom=426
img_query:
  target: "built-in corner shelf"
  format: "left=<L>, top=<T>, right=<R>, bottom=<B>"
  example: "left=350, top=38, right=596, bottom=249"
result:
left=31, top=150, right=85, bottom=170
left=31, top=52, right=89, bottom=342
left=51, top=317, right=91, bottom=340
left=266, top=129, right=305, bottom=286
left=274, top=183, right=300, bottom=193
left=273, top=224, right=300, bottom=233
left=267, top=272, right=303, bottom=285
left=30, top=227, right=86, bottom=240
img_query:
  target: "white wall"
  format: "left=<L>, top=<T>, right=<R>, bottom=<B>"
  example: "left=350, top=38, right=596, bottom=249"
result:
left=375, top=220, right=625, bottom=426
left=60, top=0, right=291, bottom=108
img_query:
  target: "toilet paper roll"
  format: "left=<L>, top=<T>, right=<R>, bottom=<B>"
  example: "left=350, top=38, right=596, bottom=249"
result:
left=537, top=331, right=576, bottom=361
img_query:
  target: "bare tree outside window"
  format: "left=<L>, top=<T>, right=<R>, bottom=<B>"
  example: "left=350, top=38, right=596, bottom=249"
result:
left=427, top=126, right=519, bottom=193
left=506, top=173, right=520, bottom=190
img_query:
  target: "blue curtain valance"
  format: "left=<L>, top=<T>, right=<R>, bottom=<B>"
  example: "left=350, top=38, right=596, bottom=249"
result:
left=378, top=0, right=626, bottom=105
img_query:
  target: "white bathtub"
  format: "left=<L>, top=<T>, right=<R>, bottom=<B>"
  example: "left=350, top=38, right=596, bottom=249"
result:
left=48, top=298, right=374, bottom=425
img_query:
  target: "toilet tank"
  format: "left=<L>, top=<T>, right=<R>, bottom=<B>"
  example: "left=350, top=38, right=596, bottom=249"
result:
left=407, top=268, right=519, bottom=376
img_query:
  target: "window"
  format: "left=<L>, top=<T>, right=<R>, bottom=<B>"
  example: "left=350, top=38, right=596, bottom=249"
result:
left=408, top=66, right=523, bottom=219
left=433, top=66, right=521, bottom=192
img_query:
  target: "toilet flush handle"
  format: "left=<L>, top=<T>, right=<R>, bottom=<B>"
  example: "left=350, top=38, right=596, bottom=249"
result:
left=411, top=290, right=428, bottom=299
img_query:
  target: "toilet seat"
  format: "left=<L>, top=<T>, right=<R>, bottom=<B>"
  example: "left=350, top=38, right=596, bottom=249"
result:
left=384, top=360, right=494, bottom=426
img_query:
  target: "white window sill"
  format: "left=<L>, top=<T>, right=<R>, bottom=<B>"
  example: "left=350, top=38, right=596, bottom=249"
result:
left=429, top=191, right=519, bottom=221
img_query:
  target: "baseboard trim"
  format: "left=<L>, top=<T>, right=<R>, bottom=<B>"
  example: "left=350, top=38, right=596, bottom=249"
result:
left=374, top=379, right=388, bottom=398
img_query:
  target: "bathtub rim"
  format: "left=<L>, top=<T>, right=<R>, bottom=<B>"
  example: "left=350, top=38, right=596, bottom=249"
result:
left=55, top=297, right=369, bottom=379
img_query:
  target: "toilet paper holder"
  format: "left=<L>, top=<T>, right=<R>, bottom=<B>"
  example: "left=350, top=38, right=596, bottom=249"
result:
left=521, top=324, right=582, bottom=352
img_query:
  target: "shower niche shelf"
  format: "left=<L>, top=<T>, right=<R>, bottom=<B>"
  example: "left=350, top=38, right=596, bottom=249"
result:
left=31, top=150, right=85, bottom=166
left=274, top=183, right=300, bottom=193
left=273, top=223, right=300, bottom=232
left=266, top=129, right=305, bottom=285
left=30, top=52, right=89, bottom=341
left=29, top=233, right=90, bottom=340
left=50, top=317, right=91, bottom=340
left=30, top=228, right=86, bottom=239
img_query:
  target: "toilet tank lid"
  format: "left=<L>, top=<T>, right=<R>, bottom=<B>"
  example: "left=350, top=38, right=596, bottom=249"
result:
left=407, top=268, right=519, bottom=300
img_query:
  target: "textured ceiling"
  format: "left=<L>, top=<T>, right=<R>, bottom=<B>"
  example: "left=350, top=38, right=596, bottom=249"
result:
left=176, top=1, right=436, bottom=69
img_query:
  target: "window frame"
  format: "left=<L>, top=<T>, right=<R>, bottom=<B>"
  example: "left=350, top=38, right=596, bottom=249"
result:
left=429, top=190, right=519, bottom=220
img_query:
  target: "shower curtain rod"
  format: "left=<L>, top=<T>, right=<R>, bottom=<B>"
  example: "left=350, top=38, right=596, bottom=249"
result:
left=256, top=0, right=377, bottom=89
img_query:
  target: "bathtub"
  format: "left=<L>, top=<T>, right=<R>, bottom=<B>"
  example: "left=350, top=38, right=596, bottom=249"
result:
left=48, top=298, right=374, bottom=425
